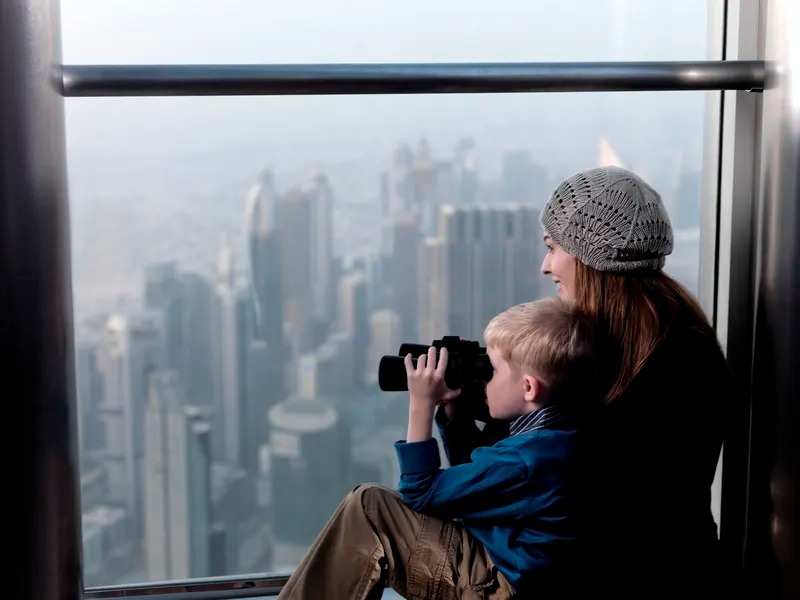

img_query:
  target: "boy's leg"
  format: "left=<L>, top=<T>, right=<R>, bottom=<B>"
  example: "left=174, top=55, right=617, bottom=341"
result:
left=277, top=483, right=514, bottom=600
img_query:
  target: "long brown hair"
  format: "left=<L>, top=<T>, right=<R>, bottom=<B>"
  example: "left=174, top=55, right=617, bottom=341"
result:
left=574, top=261, right=714, bottom=404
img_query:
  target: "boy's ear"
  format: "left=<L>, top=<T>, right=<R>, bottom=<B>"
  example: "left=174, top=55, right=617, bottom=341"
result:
left=522, top=374, right=542, bottom=403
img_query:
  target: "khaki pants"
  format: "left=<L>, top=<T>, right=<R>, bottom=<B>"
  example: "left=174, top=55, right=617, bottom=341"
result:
left=278, top=484, right=515, bottom=600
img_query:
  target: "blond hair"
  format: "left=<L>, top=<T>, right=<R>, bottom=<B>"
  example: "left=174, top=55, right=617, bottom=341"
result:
left=483, top=297, right=601, bottom=399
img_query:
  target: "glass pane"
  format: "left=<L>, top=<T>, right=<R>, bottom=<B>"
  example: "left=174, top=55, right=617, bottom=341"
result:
left=63, top=0, right=720, bottom=590
left=63, top=0, right=713, bottom=64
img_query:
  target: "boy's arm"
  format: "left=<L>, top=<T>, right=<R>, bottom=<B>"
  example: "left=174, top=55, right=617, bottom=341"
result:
left=435, top=404, right=484, bottom=466
left=436, top=400, right=511, bottom=466
left=394, top=438, right=531, bottom=521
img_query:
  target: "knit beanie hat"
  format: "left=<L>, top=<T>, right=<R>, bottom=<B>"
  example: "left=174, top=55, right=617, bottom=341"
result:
left=540, top=166, right=673, bottom=272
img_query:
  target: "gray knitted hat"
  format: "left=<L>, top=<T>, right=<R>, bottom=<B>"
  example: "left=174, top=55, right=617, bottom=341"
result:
left=540, top=166, right=673, bottom=272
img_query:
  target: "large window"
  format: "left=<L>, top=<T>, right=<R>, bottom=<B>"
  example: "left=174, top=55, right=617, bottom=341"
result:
left=62, top=0, right=719, bottom=588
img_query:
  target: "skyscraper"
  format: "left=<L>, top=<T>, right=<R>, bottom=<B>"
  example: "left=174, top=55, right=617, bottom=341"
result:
left=391, top=213, right=421, bottom=343
left=242, top=338, right=282, bottom=473
left=96, top=310, right=164, bottom=536
left=295, top=331, right=354, bottom=404
left=244, top=172, right=286, bottom=431
left=268, top=397, right=350, bottom=570
left=278, top=173, right=335, bottom=347
left=337, top=271, right=369, bottom=387
left=178, top=272, right=216, bottom=406
left=144, top=371, right=211, bottom=580
left=210, top=238, right=252, bottom=467
left=144, top=262, right=182, bottom=369
left=144, top=262, right=215, bottom=407
left=75, top=339, right=105, bottom=454
left=421, top=205, right=544, bottom=341
left=245, top=172, right=284, bottom=353
left=367, top=308, right=401, bottom=386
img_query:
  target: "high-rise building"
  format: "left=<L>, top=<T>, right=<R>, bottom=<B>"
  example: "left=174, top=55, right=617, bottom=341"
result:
left=144, top=263, right=215, bottom=407
left=391, top=213, right=421, bottom=343
left=268, top=397, right=350, bottom=570
left=82, top=505, right=133, bottom=585
left=296, top=331, right=353, bottom=403
left=501, top=150, right=548, bottom=206
left=597, top=137, right=627, bottom=169
left=144, top=371, right=211, bottom=580
left=209, top=462, right=250, bottom=574
left=366, top=308, right=401, bottom=386
left=210, top=238, right=252, bottom=467
left=144, top=262, right=182, bottom=368
left=421, top=205, right=543, bottom=341
left=242, top=338, right=283, bottom=473
left=75, top=339, right=105, bottom=454
left=96, top=310, right=164, bottom=535
left=245, top=173, right=285, bottom=353
left=454, top=137, right=479, bottom=206
left=278, top=174, right=334, bottom=344
left=337, top=271, right=369, bottom=387
left=178, top=272, right=216, bottom=406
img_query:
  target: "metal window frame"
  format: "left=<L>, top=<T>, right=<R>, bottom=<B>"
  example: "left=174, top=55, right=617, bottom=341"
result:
left=708, top=0, right=765, bottom=575
left=2, top=0, right=767, bottom=599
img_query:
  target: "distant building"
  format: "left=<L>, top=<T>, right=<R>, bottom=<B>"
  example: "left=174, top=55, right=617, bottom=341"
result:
left=82, top=505, right=134, bottom=585
left=268, top=398, right=350, bottom=570
left=209, top=462, right=250, bottom=574
left=337, top=271, right=369, bottom=387
left=296, top=332, right=354, bottom=403
left=144, top=371, right=212, bottom=581
left=391, top=214, right=421, bottom=342
left=96, top=310, right=163, bottom=536
left=421, top=205, right=543, bottom=341
left=597, top=137, right=627, bottom=168
left=278, top=174, right=335, bottom=338
left=75, top=339, right=105, bottom=453
left=210, top=238, right=251, bottom=467
left=501, top=150, right=548, bottom=206
left=367, top=309, right=401, bottom=386
left=144, top=262, right=215, bottom=406
left=245, top=172, right=285, bottom=357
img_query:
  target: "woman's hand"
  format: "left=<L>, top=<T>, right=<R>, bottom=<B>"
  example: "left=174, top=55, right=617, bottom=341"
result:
left=404, top=346, right=462, bottom=411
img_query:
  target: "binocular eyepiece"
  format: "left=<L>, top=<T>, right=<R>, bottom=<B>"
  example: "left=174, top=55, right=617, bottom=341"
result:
left=377, top=335, right=493, bottom=392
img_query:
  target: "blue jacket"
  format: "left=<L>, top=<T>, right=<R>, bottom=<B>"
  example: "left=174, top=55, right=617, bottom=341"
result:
left=394, top=421, right=578, bottom=590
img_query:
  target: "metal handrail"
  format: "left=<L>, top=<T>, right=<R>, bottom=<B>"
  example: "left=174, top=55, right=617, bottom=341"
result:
left=60, top=60, right=766, bottom=97
left=84, top=572, right=291, bottom=600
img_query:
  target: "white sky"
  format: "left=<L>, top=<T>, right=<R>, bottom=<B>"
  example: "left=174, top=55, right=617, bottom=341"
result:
left=61, top=1, right=713, bottom=64
left=60, top=1, right=717, bottom=195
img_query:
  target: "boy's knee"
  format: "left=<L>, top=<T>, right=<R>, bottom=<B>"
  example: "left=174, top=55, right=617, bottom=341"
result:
left=348, top=483, right=395, bottom=510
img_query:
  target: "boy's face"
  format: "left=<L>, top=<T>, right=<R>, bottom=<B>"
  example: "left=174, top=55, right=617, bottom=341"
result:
left=484, top=346, right=535, bottom=420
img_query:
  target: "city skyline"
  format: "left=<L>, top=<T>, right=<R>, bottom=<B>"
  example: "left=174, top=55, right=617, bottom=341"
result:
left=74, top=133, right=704, bottom=586
left=63, top=1, right=713, bottom=589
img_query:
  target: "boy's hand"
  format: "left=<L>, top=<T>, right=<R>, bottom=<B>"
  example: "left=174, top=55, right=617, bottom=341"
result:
left=404, top=346, right=462, bottom=411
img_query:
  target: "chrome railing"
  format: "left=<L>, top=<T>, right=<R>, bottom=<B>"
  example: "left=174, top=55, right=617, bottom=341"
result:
left=60, top=60, right=766, bottom=97
left=84, top=573, right=291, bottom=600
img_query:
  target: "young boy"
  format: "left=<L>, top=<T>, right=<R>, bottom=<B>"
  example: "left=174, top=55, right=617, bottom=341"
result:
left=278, top=297, right=602, bottom=599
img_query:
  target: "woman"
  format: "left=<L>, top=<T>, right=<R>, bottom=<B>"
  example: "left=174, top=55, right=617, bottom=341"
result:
left=539, top=165, right=735, bottom=596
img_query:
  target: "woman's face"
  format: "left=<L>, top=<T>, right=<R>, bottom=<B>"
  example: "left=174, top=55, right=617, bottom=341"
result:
left=540, top=235, right=578, bottom=300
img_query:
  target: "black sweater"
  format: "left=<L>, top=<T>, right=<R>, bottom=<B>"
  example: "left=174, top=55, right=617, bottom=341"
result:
left=575, top=325, right=733, bottom=596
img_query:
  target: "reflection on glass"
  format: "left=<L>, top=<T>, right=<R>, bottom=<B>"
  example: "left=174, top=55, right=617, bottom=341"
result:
left=64, top=1, right=714, bottom=589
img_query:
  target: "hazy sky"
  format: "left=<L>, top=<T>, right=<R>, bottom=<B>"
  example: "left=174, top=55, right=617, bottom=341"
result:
left=61, top=0, right=715, bottom=177
left=62, top=1, right=718, bottom=314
